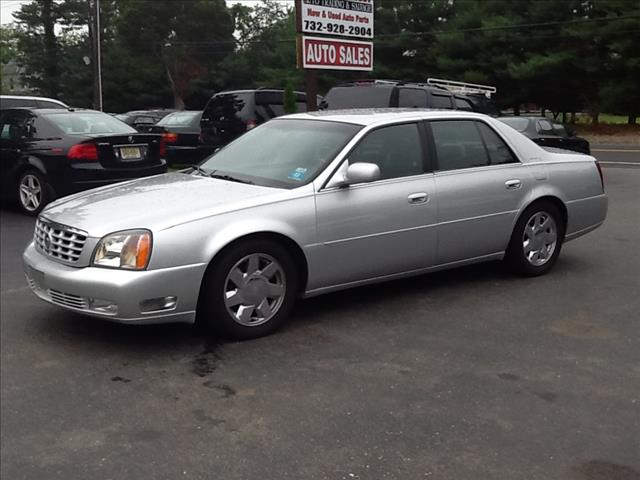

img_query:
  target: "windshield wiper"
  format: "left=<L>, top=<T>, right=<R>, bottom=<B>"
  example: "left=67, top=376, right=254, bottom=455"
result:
left=184, top=164, right=210, bottom=176
left=209, top=172, right=254, bottom=184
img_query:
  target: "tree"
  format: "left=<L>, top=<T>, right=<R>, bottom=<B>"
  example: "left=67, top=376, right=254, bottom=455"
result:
left=116, top=0, right=234, bottom=109
left=13, top=0, right=64, bottom=97
left=283, top=81, right=297, bottom=113
left=0, top=26, right=19, bottom=93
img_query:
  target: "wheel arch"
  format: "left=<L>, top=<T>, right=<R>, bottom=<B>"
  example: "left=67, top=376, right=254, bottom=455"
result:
left=518, top=195, right=568, bottom=233
left=201, top=230, right=310, bottom=295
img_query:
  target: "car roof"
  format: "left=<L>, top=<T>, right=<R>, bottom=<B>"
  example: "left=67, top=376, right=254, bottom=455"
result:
left=0, top=95, right=68, bottom=105
left=285, top=108, right=491, bottom=126
left=3, top=107, right=103, bottom=115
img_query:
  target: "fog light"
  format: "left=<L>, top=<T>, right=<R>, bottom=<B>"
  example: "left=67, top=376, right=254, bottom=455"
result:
left=88, top=298, right=118, bottom=315
left=140, top=296, right=177, bottom=313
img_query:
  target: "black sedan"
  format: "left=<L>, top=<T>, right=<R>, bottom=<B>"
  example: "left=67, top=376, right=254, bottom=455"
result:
left=0, top=108, right=167, bottom=215
left=498, top=116, right=590, bottom=154
left=147, top=110, right=207, bottom=165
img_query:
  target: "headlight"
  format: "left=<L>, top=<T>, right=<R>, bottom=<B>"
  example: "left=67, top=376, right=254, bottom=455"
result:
left=92, top=230, right=152, bottom=270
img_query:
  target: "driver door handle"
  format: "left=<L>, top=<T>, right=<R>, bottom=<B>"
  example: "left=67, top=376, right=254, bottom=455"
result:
left=408, top=192, right=429, bottom=204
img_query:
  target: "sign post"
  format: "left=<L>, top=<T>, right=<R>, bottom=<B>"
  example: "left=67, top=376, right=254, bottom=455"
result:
left=295, top=0, right=374, bottom=111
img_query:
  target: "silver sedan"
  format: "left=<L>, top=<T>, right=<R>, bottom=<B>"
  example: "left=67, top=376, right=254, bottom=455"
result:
left=23, top=110, right=607, bottom=339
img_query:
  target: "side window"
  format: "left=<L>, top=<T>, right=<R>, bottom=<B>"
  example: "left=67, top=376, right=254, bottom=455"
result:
left=430, top=94, right=453, bottom=109
left=430, top=120, right=489, bottom=171
left=347, top=123, right=425, bottom=180
left=454, top=97, right=474, bottom=111
left=475, top=122, right=518, bottom=165
left=536, top=119, right=555, bottom=135
left=398, top=88, right=428, bottom=108
left=0, top=111, right=33, bottom=141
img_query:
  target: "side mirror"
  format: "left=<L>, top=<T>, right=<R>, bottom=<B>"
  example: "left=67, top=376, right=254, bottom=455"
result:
left=328, top=162, right=380, bottom=188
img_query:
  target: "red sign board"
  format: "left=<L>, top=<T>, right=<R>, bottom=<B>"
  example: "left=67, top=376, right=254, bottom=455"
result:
left=301, top=35, right=373, bottom=71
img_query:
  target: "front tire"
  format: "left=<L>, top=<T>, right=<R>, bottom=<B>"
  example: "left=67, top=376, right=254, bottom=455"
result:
left=198, top=239, right=299, bottom=340
left=17, top=170, right=52, bottom=216
left=505, top=201, right=565, bottom=276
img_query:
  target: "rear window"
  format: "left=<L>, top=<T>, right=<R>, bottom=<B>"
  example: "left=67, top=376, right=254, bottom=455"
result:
left=430, top=94, right=453, bottom=109
left=398, top=88, right=427, bottom=108
left=157, top=111, right=202, bottom=128
left=454, top=97, right=474, bottom=111
left=498, top=117, right=529, bottom=132
left=325, top=85, right=393, bottom=109
left=45, top=111, right=136, bottom=135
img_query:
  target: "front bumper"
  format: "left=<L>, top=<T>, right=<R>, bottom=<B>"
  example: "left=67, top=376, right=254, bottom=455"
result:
left=23, top=243, right=206, bottom=324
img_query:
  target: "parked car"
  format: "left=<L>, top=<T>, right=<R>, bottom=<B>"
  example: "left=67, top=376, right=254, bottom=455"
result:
left=147, top=110, right=206, bottom=165
left=23, top=110, right=607, bottom=339
left=1, top=95, right=68, bottom=110
left=199, top=88, right=319, bottom=152
left=115, top=109, right=175, bottom=131
left=498, top=116, right=590, bottom=154
left=0, top=108, right=167, bottom=215
left=320, top=80, right=480, bottom=112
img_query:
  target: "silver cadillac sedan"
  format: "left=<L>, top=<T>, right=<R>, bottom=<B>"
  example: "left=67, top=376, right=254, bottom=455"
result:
left=23, top=110, right=607, bottom=339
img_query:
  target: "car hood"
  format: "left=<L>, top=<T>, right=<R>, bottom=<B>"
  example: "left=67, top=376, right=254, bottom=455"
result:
left=42, top=173, right=285, bottom=236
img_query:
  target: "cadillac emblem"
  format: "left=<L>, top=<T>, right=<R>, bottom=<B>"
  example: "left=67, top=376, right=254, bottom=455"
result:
left=43, top=231, right=53, bottom=252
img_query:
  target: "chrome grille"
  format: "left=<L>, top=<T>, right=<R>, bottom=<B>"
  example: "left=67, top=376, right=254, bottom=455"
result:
left=35, top=219, right=87, bottom=263
left=48, top=289, right=88, bottom=310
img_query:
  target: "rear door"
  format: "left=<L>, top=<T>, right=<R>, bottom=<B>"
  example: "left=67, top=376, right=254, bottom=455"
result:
left=200, top=92, right=253, bottom=147
left=314, top=122, right=437, bottom=288
left=429, top=119, right=531, bottom=264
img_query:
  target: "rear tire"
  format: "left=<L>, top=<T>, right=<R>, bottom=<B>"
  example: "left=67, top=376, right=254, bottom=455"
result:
left=198, top=239, right=299, bottom=340
left=505, top=201, right=565, bottom=276
left=17, top=170, right=53, bottom=216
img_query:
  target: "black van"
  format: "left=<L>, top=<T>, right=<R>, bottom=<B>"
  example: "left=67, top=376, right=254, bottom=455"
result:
left=320, top=80, right=496, bottom=114
left=199, top=89, right=317, bottom=152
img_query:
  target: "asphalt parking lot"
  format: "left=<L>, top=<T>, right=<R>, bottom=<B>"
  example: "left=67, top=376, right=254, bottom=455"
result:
left=1, top=163, right=639, bottom=480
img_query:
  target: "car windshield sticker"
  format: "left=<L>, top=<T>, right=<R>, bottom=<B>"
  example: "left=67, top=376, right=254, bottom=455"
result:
left=287, top=167, right=307, bottom=181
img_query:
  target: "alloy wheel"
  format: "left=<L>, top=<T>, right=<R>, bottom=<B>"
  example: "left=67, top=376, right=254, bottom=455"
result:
left=223, top=253, right=286, bottom=327
left=522, top=211, right=557, bottom=266
left=19, top=174, right=42, bottom=212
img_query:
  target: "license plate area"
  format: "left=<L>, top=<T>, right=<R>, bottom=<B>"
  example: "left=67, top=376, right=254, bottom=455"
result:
left=116, top=144, right=146, bottom=162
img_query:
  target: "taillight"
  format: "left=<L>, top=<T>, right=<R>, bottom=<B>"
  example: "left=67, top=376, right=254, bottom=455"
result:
left=245, top=119, right=257, bottom=131
left=595, top=160, right=605, bottom=192
left=162, top=132, right=178, bottom=143
left=68, top=143, right=98, bottom=161
left=159, top=138, right=166, bottom=158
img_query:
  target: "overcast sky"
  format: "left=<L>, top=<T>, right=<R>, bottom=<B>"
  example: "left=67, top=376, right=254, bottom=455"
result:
left=0, top=0, right=294, bottom=25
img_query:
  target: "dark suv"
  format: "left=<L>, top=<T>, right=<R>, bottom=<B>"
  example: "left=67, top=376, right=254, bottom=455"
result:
left=321, top=80, right=492, bottom=113
left=199, top=89, right=317, bottom=152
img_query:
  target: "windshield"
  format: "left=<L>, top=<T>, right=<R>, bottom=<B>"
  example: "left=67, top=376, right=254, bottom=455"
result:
left=199, top=119, right=362, bottom=188
left=498, top=117, right=529, bottom=132
left=157, top=111, right=202, bottom=128
left=45, top=111, right=136, bottom=135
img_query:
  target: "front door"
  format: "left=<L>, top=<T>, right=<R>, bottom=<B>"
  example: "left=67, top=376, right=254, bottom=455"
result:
left=312, top=122, right=438, bottom=290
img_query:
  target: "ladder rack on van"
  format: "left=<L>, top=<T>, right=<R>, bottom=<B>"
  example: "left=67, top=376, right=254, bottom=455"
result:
left=426, top=78, right=497, bottom=98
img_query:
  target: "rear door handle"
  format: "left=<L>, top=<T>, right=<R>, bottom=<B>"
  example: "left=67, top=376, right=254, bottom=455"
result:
left=408, top=192, right=429, bottom=204
left=505, top=179, right=522, bottom=190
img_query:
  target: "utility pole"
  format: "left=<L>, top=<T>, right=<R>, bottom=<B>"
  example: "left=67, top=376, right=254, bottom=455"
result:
left=294, top=0, right=317, bottom=112
left=88, top=0, right=103, bottom=111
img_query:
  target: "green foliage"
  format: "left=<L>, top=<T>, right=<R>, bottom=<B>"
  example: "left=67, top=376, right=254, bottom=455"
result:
left=3, top=0, right=639, bottom=120
left=283, top=81, right=297, bottom=114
